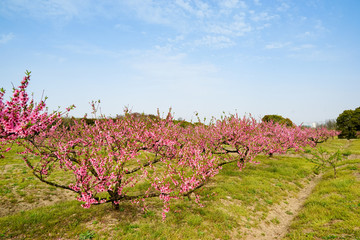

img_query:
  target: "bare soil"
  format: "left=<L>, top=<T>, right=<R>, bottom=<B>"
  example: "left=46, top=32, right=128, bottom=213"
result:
left=0, top=188, right=76, bottom=217
left=243, top=173, right=322, bottom=240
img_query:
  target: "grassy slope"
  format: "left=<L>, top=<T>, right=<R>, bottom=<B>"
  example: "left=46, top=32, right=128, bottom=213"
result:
left=285, top=139, right=360, bottom=240
left=0, top=139, right=359, bottom=239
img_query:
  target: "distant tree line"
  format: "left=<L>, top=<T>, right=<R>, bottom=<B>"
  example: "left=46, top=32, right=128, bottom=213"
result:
left=316, top=119, right=337, bottom=130
left=61, top=108, right=360, bottom=140
left=61, top=112, right=199, bottom=128
left=261, top=108, right=360, bottom=140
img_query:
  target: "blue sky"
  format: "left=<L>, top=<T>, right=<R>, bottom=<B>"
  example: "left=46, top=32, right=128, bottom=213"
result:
left=0, top=0, right=359, bottom=125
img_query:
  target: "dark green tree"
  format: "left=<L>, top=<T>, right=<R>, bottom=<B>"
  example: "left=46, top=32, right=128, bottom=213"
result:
left=262, top=114, right=294, bottom=127
left=336, top=107, right=360, bottom=139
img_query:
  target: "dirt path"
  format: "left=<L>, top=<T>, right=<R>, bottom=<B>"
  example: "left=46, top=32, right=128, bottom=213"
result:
left=244, top=174, right=322, bottom=240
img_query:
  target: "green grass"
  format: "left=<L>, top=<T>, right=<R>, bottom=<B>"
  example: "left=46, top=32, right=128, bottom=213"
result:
left=0, top=144, right=75, bottom=214
left=0, top=139, right=359, bottom=239
left=0, top=201, right=104, bottom=239
left=285, top=158, right=360, bottom=240
left=347, top=139, right=360, bottom=155
left=318, top=138, right=360, bottom=155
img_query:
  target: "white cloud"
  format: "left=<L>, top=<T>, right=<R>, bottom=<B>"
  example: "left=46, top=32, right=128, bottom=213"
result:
left=314, top=20, right=327, bottom=32
left=291, top=44, right=315, bottom=51
left=207, top=13, right=252, bottom=37
left=174, top=0, right=211, bottom=18
left=193, top=0, right=211, bottom=18
left=220, top=0, right=240, bottom=9
left=250, top=11, right=279, bottom=22
left=1, top=0, right=85, bottom=20
left=297, top=31, right=313, bottom=39
left=119, top=1, right=258, bottom=50
left=255, top=23, right=270, bottom=30
left=277, top=2, right=290, bottom=12
left=265, top=42, right=291, bottom=49
left=58, top=43, right=121, bottom=58
left=122, top=0, right=174, bottom=25
left=0, top=0, right=308, bottom=54
left=175, top=0, right=194, bottom=13
left=287, top=50, right=334, bottom=62
left=193, top=35, right=236, bottom=49
left=253, top=0, right=261, bottom=6
left=238, top=1, right=247, bottom=9
left=2, top=0, right=278, bottom=51
left=296, top=19, right=328, bottom=41
left=38, top=0, right=79, bottom=17
left=0, top=33, right=14, bottom=44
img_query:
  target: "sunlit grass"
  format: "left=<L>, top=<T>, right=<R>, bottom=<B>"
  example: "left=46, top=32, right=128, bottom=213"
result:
left=285, top=158, right=360, bottom=240
left=348, top=139, right=360, bottom=155
left=318, top=138, right=360, bottom=155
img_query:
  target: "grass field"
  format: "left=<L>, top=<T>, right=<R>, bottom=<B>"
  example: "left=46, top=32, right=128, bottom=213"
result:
left=0, top=139, right=359, bottom=239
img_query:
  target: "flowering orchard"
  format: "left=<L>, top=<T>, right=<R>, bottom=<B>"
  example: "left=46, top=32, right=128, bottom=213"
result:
left=0, top=73, right=339, bottom=219
left=0, top=71, right=72, bottom=158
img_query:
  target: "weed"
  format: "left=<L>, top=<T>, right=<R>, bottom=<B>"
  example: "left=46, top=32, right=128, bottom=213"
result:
left=79, top=230, right=96, bottom=240
left=143, top=210, right=155, bottom=218
left=270, top=217, right=280, bottom=225
left=305, top=147, right=345, bottom=178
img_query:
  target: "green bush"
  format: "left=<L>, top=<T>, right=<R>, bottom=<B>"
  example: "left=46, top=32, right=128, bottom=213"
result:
left=336, top=107, right=360, bottom=139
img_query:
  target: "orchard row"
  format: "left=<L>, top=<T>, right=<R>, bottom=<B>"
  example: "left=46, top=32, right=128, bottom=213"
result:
left=0, top=73, right=338, bottom=219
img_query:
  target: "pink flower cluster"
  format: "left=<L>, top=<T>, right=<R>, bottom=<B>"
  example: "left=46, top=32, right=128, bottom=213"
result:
left=0, top=73, right=339, bottom=219
left=0, top=72, right=64, bottom=157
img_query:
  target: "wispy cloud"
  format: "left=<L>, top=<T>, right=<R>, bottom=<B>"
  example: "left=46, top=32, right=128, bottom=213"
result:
left=277, top=1, right=290, bottom=12
left=296, top=31, right=313, bottom=40
left=291, top=44, right=315, bottom=51
left=121, top=0, right=176, bottom=25
left=253, top=0, right=261, bottom=6
left=265, top=42, right=317, bottom=53
left=175, top=0, right=194, bottom=13
left=58, top=43, right=122, bottom=58
left=265, top=42, right=291, bottom=49
left=206, top=13, right=252, bottom=37
left=193, top=35, right=236, bottom=49
left=250, top=11, right=279, bottom=22
left=120, top=0, right=280, bottom=50
left=287, top=50, right=335, bottom=62
left=175, top=0, right=212, bottom=18
left=0, top=0, right=113, bottom=22
left=0, top=32, right=14, bottom=44
left=314, top=20, right=328, bottom=32
left=220, top=0, right=246, bottom=9
left=295, top=19, right=329, bottom=41
left=0, top=0, right=328, bottom=56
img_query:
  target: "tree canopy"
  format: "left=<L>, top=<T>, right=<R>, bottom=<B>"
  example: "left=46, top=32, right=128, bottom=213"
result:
left=262, top=114, right=294, bottom=127
left=336, top=107, right=360, bottom=139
